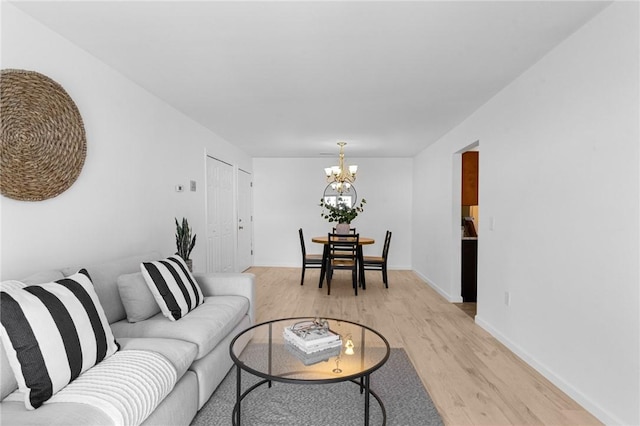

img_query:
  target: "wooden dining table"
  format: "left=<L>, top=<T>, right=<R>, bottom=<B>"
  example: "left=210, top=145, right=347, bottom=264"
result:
left=311, top=236, right=375, bottom=290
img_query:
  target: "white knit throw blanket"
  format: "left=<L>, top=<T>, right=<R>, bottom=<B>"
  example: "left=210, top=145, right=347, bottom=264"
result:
left=7, top=350, right=177, bottom=426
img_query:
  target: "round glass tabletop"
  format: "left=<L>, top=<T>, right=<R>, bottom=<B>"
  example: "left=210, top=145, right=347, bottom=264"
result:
left=230, top=317, right=390, bottom=384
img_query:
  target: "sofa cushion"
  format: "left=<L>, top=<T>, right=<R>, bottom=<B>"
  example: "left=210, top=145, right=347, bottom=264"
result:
left=110, top=295, right=249, bottom=359
left=1, top=340, right=196, bottom=424
left=3, top=349, right=176, bottom=426
left=140, top=256, right=204, bottom=321
left=117, top=272, right=161, bottom=322
left=0, top=400, right=113, bottom=425
left=61, top=252, right=161, bottom=324
left=117, top=338, right=197, bottom=381
left=0, top=271, right=118, bottom=409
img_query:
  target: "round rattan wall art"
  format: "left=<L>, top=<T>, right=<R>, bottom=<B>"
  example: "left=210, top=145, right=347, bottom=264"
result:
left=0, top=69, right=86, bottom=201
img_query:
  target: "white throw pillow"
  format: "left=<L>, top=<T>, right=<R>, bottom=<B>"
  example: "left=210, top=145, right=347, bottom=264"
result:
left=117, top=272, right=161, bottom=322
left=0, top=270, right=118, bottom=409
left=140, top=255, right=204, bottom=321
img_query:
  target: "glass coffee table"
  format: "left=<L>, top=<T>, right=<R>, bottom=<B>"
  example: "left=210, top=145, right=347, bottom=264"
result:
left=230, top=317, right=390, bottom=425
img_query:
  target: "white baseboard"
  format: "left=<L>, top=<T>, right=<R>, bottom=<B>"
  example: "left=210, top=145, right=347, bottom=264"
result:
left=474, top=315, right=623, bottom=426
left=413, top=270, right=463, bottom=302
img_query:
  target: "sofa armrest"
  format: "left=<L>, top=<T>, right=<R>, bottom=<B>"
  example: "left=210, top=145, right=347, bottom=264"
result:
left=193, top=273, right=255, bottom=324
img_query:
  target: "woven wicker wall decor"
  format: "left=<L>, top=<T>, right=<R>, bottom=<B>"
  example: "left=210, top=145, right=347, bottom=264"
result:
left=0, top=69, right=87, bottom=201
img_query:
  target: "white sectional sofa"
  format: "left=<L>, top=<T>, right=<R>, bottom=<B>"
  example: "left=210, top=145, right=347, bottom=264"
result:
left=0, top=252, right=255, bottom=425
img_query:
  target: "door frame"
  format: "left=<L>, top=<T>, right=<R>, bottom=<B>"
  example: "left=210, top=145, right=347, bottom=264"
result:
left=236, top=168, right=253, bottom=272
left=452, top=140, right=479, bottom=304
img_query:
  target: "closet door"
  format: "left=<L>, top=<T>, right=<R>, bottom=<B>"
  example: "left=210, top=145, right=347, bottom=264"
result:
left=206, top=156, right=234, bottom=272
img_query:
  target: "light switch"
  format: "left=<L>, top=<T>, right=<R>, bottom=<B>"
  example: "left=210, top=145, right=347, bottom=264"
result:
left=175, top=184, right=184, bottom=192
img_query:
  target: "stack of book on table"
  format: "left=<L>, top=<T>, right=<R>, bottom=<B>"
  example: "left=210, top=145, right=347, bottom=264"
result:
left=283, top=324, right=342, bottom=365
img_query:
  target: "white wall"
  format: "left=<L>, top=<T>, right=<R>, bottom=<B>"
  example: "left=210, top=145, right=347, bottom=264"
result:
left=412, top=3, right=639, bottom=425
left=0, top=4, right=251, bottom=279
left=252, top=157, right=412, bottom=269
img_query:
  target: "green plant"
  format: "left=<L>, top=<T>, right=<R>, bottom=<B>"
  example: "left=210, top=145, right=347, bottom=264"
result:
left=175, top=217, right=197, bottom=260
left=319, top=198, right=366, bottom=224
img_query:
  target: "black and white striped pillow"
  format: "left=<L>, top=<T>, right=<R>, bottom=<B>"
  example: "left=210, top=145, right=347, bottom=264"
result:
left=140, top=255, right=204, bottom=321
left=0, top=270, right=118, bottom=409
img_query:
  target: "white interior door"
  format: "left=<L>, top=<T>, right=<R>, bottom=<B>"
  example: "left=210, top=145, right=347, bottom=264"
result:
left=237, top=169, right=253, bottom=272
left=206, top=156, right=234, bottom=273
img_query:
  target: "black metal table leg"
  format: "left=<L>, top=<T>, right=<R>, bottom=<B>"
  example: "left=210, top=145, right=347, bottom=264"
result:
left=236, top=365, right=241, bottom=425
left=364, top=374, right=370, bottom=426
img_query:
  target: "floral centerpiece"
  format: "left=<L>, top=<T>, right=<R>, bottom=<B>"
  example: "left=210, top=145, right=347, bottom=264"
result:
left=319, top=197, right=366, bottom=232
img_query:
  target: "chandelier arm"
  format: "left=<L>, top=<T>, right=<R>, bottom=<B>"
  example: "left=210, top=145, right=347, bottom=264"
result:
left=324, top=142, right=357, bottom=193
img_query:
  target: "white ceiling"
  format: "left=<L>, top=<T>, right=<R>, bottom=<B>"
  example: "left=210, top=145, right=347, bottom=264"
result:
left=10, top=1, right=610, bottom=158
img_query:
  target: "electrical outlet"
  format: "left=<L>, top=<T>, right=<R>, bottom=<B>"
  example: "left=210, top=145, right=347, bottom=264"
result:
left=190, top=180, right=196, bottom=192
left=504, top=291, right=511, bottom=306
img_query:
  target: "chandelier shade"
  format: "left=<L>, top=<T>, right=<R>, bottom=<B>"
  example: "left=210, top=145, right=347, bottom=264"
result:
left=324, top=142, right=357, bottom=194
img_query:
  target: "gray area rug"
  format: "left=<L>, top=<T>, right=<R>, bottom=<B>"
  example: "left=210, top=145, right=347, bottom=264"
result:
left=192, top=348, right=443, bottom=426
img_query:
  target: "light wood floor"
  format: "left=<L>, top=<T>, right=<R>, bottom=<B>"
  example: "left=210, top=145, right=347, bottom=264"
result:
left=454, top=302, right=477, bottom=319
left=248, top=266, right=602, bottom=426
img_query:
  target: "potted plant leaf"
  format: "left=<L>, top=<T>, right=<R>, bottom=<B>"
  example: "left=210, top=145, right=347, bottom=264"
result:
left=175, top=217, right=197, bottom=271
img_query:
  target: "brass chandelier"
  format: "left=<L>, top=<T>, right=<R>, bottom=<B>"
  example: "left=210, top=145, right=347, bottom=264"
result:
left=324, top=142, right=357, bottom=194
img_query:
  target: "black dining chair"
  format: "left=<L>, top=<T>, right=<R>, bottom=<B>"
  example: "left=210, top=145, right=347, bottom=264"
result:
left=330, top=227, right=357, bottom=260
left=332, top=227, right=356, bottom=234
left=362, top=230, right=392, bottom=288
left=326, top=232, right=359, bottom=296
left=298, top=228, right=324, bottom=286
